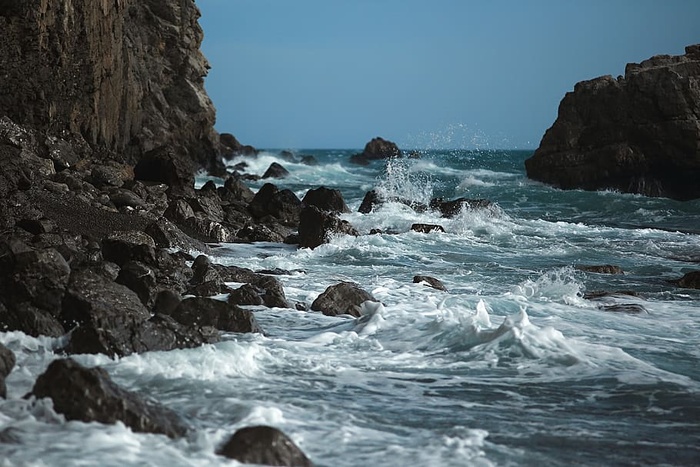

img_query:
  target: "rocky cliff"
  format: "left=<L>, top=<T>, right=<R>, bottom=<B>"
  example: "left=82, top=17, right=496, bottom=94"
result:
left=0, top=0, right=219, bottom=171
left=525, top=45, right=700, bottom=201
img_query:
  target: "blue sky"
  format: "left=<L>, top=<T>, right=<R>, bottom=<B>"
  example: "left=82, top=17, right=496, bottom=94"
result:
left=196, top=0, right=700, bottom=150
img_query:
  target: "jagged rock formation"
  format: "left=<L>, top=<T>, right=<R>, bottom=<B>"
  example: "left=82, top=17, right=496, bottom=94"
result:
left=0, top=0, right=220, bottom=172
left=525, top=45, right=700, bottom=201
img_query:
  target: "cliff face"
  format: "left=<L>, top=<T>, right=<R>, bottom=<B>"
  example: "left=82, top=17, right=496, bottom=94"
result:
left=525, top=45, right=700, bottom=201
left=0, top=0, right=218, bottom=170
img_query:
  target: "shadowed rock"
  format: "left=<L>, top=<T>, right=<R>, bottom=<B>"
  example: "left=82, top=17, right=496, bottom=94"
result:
left=171, top=297, right=263, bottom=334
left=674, top=270, right=700, bottom=289
left=298, top=205, right=358, bottom=249
left=413, top=275, right=448, bottom=292
left=30, top=359, right=190, bottom=438
left=248, top=183, right=302, bottom=227
left=350, top=137, right=401, bottom=165
left=262, top=162, right=290, bottom=179
left=411, top=223, right=445, bottom=233
left=0, top=343, right=15, bottom=398
left=217, top=425, right=313, bottom=466
left=525, top=45, right=700, bottom=200
left=302, top=186, right=350, bottom=214
left=311, top=282, right=377, bottom=317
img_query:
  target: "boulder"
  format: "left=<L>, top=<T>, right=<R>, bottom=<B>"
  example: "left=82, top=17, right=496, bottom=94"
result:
left=298, top=205, right=358, bottom=249
left=350, top=137, right=401, bottom=165
left=311, top=282, right=377, bottom=317
left=217, top=425, right=312, bottom=466
left=248, top=183, right=302, bottom=227
left=171, top=297, right=263, bottom=334
left=235, top=224, right=286, bottom=243
left=228, top=284, right=266, bottom=307
left=429, top=197, right=493, bottom=218
left=221, top=175, right=255, bottom=204
left=302, top=186, right=350, bottom=213
left=413, top=275, right=448, bottom=292
left=214, top=265, right=290, bottom=308
left=134, top=147, right=196, bottom=197
left=0, top=342, right=16, bottom=398
left=358, top=189, right=381, bottom=214
left=576, top=264, right=624, bottom=275
left=101, top=231, right=157, bottom=267
left=116, top=261, right=158, bottom=307
left=262, top=162, right=290, bottom=179
left=674, top=270, right=700, bottom=289
left=525, top=45, right=700, bottom=200
left=410, top=223, right=445, bottom=233
left=144, top=217, right=210, bottom=254
left=30, top=359, right=190, bottom=438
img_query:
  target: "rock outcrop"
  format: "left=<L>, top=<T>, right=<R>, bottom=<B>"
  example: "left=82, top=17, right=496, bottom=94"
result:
left=525, top=45, right=700, bottom=201
left=350, top=137, right=401, bottom=165
left=0, top=0, right=220, bottom=173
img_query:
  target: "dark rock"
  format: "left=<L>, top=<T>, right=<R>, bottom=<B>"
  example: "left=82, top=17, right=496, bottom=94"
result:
left=144, top=217, right=209, bottom=254
left=101, top=231, right=157, bottom=267
left=298, top=205, right=359, bottom=249
left=108, top=188, right=145, bottom=209
left=262, top=162, right=290, bottom=179
left=350, top=137, right=401, bottom=165
left=5, top=247, right=71, bottom=313
left=171, top=297, right=263, bottom=334
left=525, top=45, right=700, bottom=201
left=30, top=359, right=190, bottom=438
left=598, top=303, right=648, bottom=314
left=411, top=223, right=445, bottom=233
left=0, top=342, right=15, bottom=398
left=302, top=186, right=350, bottom=213
left=248, top=183, right=302, bottom=227
left=228, top=284, right=266, bottom=307
left=576, top=264, right=625, bottom=275
left=222, top=175, right=255, bottom=204
left=188, top=194, right=225, bottom=223
left=413, top=275, right=448, bottom=292
left=116, top=261, right=158, bottom=307
left=213, top=265, right=290, bottom=308
left=16, top=218, right=56, bottom=235
left=217, top=425, right=312, bottom=466
left=201, top=180, right=218, bottom=193
left=91, top=164, right=130, bottom=189
left=0, top=301, right=65, bottom=337
left=584, top=290, right=639, bottom=300
left=134, top=147, right=196, bottom=197
left=220, top=133, right=257, bottom=159
left=235, top=224, right=286, bottom=243
left=164, top=199, right=196, bottom=224
left=358, top=189, right=381, bottom=214
left=429, top=197, right=493, bottom=218
left=674, top=270, right=700, bottom=289
left=153, top=290, right=182, bottom=316
left=311, top=282, right=377, bottom=317
left=60, top=268, right=151, bottom=356
left=1, top=0, right=221, bottom=173
left=300, top=155, right=319, bottom=166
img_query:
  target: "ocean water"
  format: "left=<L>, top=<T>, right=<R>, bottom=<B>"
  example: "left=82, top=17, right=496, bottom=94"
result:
left=2, top=149, right=700, bottom=466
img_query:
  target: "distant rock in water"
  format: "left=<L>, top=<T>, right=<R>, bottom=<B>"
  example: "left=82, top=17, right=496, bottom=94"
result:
left=576, top=264, right=624, bottom=275
left=673, top=270, right=700, bottom=289
left=217, top=425, right=313, bottom=466
left=525, top=44, right=700, bottom=201
left=350, top=137, right=401, bottom=165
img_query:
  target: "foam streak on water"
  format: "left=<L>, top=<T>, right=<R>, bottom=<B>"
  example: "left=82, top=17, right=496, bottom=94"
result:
left=2, top=150, right=700, bottom=466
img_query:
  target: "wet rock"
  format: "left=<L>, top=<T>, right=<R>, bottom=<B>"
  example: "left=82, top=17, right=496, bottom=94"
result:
left=300, top=155, right=318, bottom=166
left=221, top=175, right=255, bottom=204
left=0, top=301, right=65, bottom=337
left=576, top=264, right=625, bottom=275
left=220, top=133, right=257, bottom=159
left=189, top=194, right=225, bottom=223
left=171, top=297, right=263, bottom=334
left=525, top=45, right=700, bottom=201
left=358, top=189, right=381, bottom=214
left=153, top=290, right=182, bottom=316
left=311, top=282, right=378, bottom=317
left=30, top=359, right=190, bottom=438
left=350, top=137, right=401, bottom=165
left=248, top=183, right=302, bottom=227
left=116, top=261, right=158, bottom=307
left=599, top=303, right=648, bottom=314
left=674, top=270, right=700, bottom=289
left=0, top=342, right=15, bottom=398
left=144, top=217, right=209, bottom=254
left=228, top=284, right=266, bottom=307
left=262, top=162, right=290, bottom=179
left=101, top=230, right=157, bottom=267
left=413, top=275, right=448, bottom=292
left=217, top=425, right=312, bottom=466
left=164, top=199, right=196, bottom=224
left=183, top=216, right=232, bottom=243
left=214, top=265, right=290, bottom=308
left=410, top=223, right=445, bottom=233
left=134, top=147, right=195, bottom=197
left=429, top=197, right=493, bottom=218
left=302, top=186, right=350, bottom=213
left=298, top=205, right=358, bottom=249
left=187, top=254, right=228, bottom=296
left=235, top=224, right=286, bottom=243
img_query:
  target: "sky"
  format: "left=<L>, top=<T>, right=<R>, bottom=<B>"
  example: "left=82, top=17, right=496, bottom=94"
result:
left=196, top=0, right=700, bottom=150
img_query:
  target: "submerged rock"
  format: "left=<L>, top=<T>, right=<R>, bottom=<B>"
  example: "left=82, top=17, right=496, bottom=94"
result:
left=217, top=425, right=313, bottom=466
left=30, top=359, right=190, bottom=438
left=413, top=275, right=448, bottom=292
left=311, top=282, right=377, bottom=317
left=411, top=223, right=445, bottom=233
left=673, top=270, right=700, bottom=289
left=525, top=45, right=700, bottom=200
left=429, top=197, right=493, bottom=218
left=576, top=265, right=625, bottom=275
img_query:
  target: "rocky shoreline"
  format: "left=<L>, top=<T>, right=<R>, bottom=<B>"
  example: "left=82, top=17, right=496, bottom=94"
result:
left=2, top=1, right=700, bottom=465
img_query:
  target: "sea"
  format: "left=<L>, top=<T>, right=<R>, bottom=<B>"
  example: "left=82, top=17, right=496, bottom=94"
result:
left=1, top=149, right=700, bottom=466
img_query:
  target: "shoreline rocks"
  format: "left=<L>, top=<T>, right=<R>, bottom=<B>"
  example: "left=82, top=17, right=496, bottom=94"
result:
left=525, top=44, right=700, bottom=201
